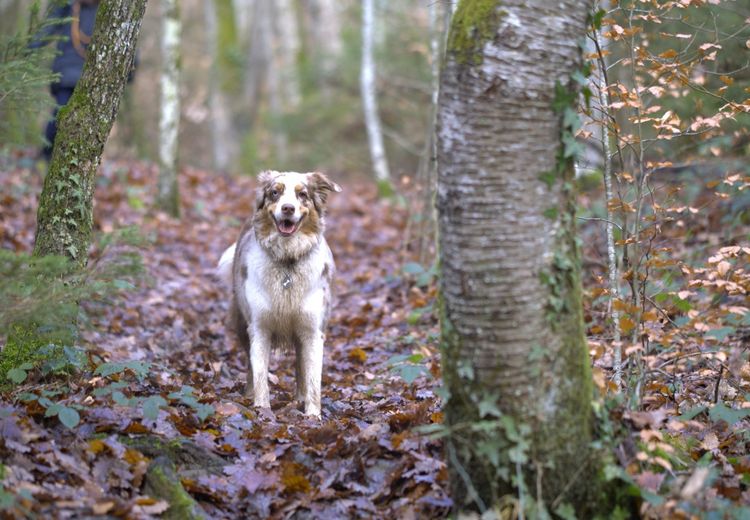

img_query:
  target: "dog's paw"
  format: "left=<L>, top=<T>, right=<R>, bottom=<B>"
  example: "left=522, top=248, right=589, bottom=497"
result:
left=303, top=406, right=321, bottom=419
left=256, top=407, right=276, bottom=421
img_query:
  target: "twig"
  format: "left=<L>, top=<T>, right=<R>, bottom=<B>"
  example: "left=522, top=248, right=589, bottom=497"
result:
left=713, top=364, right=724, bottom=404
left=447, top=439, right=487, bottom=513
left=576, top=216, right=623, bottom=232
left=516, top=460, right=525, bottom=520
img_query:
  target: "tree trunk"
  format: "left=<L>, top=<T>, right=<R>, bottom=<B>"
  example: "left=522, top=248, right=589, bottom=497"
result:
left=157, top=0, right=181, bottom=217
left=205, top=0, right=236, bottom=172
left=272, top=0, right=300, bottom=110
left=33, top=0, right=147, bottom=265
left=304, top=0, right=342, bottom=88
left=360, top=0, right=391, bottom=191
left=436, top=0, right=600, bottom=514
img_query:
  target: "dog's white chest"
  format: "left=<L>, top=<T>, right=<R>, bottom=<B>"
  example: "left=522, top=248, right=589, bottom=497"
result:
left=241, top=239, right=331, bottom=338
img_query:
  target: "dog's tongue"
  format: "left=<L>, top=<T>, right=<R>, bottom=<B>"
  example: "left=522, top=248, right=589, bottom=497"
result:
left=279, top=219, right=296, bottom=234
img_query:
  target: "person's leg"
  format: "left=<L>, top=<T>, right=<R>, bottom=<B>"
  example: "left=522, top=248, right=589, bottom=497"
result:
left=42, top=87, right=75, bottom=161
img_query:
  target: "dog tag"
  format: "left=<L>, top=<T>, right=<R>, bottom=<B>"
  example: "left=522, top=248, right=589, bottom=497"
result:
left=282, top=273, right=292, bottom=289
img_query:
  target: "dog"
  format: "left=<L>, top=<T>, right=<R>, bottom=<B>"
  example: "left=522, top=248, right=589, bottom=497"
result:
left=216, top=170, right=341, bottom=417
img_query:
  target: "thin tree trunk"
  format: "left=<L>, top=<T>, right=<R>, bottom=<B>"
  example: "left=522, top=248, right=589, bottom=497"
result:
left=360, top=0, right=390, bottom=189
left=260, top=0, right=285, bottom=163
left=242, top=0, right=270, bottom=146
left=273, top=0, right=300, bottom=110
left=34, top=0, right=147, bottom=265
left=205, top=0, right=234, bottom=172
left=437, top=0, right=603, bottom=514
left=157, top=0, right=181, bottom=217
left=592, top=17, right=622, bottom=389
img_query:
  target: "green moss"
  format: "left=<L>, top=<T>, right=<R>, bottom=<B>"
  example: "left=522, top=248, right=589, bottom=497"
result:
left=0, top=321, right=75, bottom=385
left=376, top=178, right=395, bottom=198
left=214, top=0, right=241, bottom=94
left=447, top=0, right=504, bottom=65
left=144, top=457, right=206, bottom=520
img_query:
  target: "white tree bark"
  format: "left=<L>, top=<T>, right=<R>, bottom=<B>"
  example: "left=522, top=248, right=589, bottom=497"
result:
left=157, top=0, right=181, bottom=217
left=360, top=0, right=390, bottom=185
left=437, top=0, right=597, bottom=510
left=592, top=18, right=622, bottom=389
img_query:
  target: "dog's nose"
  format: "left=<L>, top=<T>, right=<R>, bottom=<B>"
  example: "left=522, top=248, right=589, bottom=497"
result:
left=281, top=204, right=295, bottom=215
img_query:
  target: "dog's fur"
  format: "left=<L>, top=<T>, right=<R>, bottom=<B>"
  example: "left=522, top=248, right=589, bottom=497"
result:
left=217, top=171, right=341, bottom=417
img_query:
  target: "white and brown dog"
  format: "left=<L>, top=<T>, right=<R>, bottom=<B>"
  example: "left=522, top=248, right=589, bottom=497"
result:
left=217, top=171, right=341, bottom=417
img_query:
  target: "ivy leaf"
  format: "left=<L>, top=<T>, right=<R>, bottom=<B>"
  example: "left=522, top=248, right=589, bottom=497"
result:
left=58, top=406, right=80, bottom=429
left=555, top=503, right=577, bottom=520
left=397, top=364, right=426, bottom=384
left=709, top=403, right=750, bottom=425
left=562, top=133, right=583, bottom=159
left=563, top=107, right=581, bottom=133
left=45, top=403, right=62, bottom=417
left=678, top=405, right=707, bottom=421
left=478, top=395, right=503, bottom=418
left=538, top=170, right=557, bottom=189
left=142, top=395, right=167, bottom=420
left=6, top=367, right=28, bottom=384
left=196, top=404, right=215, bottom=422
left=402, top=262, right=425, bottom=275
left=704, top=327, right=734, bottom=342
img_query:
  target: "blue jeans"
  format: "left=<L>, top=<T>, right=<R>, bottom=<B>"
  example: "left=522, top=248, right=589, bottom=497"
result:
left=43, top=86, right=75, bottom=161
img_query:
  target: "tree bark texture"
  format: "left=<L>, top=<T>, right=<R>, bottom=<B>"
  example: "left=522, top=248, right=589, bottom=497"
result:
left=33, top=0, right=147, bottom=266
left=360, top=0, right=390, bottom=185
left=436, top=0, right=596, bottom=512
left=157, top=0, right=181, bottom=217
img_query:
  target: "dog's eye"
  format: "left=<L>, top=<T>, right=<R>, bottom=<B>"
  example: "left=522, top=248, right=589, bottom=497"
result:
left=270, top=189, right=279, bottom=198
left=298, top=191, right=308, bottom=201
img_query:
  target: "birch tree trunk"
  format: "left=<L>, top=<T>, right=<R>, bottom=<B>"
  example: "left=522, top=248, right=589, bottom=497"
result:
left=34, top=0, right=147, bottom=265
left=436, top=0, right=603, bottom=513
left=360, top=0, right=391, bottom=190
left=157, top=0, right=181, bottom=217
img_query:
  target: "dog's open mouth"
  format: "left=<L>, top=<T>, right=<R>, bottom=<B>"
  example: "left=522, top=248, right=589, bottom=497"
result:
left=276, top=218, right=300, bottom=236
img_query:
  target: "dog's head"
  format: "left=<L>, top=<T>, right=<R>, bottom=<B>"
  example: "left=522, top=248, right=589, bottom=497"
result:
left=255, top=171, right=342, bottom=240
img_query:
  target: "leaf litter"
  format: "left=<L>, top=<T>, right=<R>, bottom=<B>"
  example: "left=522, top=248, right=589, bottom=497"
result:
left=0, top=161, right=449, bottom=518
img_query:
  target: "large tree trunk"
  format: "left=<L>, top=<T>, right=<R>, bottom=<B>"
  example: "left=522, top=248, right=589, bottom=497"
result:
left=360, top=0, right=390, bottom=190
left=157, top=0, right=181, bottom=217
left=34, top=0, right=147, bottom=265
left=436, top=0, right=599, bottom=514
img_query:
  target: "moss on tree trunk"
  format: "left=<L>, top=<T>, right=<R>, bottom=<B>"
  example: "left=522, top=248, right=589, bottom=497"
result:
left=34, top=0, right=147, bottom=266
left=144, top=456, right=207, bottom=520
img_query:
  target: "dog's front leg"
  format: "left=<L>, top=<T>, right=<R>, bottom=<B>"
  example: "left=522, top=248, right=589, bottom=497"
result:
left=248, top=325, right=271, bottom=409
left=299, top=331, right=324, bottom=417
left=294, top=342, right=307, bottom=405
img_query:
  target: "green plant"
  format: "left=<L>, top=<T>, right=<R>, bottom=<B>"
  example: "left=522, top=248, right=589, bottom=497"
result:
left=168, top=385, right=214, bottom=421
left=0, top=228, right=144, bottom=384
left=0, top=0, right=66, bottom=147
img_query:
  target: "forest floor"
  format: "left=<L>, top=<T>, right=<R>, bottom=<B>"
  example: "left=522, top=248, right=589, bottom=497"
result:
left=0, top=160, right=449, bottom=518
left=1, top=157, right=750, bottom=518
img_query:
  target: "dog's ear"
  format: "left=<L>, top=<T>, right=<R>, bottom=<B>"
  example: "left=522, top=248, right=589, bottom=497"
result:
left=255, top=170, right=277, bottom=210
left=307, top=172, right=342, bottom=212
